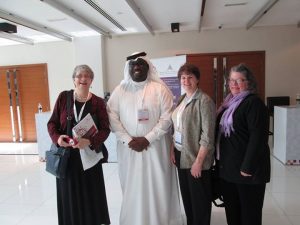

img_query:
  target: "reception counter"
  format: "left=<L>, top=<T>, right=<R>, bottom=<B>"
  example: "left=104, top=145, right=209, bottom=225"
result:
left=273, top=106, right=300, bottom=165
left=35, top=112, right=117, bottom=162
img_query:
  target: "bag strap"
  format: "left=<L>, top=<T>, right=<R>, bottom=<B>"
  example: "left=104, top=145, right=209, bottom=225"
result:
left=66, top=90, right=73, bottom=137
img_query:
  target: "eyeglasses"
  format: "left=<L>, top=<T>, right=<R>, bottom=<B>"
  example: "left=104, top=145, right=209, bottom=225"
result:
left=75, top=74, right=92, bottom=79
left=228, top=78, right=247, bottom=85
left=129, top=58, right=148, bottom=66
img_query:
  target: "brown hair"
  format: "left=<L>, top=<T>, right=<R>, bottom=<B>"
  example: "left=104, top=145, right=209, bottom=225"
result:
left=177, top=63, right=200, bottom=80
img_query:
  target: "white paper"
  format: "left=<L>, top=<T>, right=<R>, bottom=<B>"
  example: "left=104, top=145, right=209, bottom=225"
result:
left=79, top=147, right=103, bottom=171
left=73, top=113, right=104, bottom=170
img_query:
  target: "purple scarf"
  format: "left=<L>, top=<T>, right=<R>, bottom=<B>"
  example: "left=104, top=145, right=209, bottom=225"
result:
left=217, top=91, right=250, bottom=137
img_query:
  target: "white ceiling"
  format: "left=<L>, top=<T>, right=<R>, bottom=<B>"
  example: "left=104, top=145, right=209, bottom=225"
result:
left=0, top=0, right=299, bottom=46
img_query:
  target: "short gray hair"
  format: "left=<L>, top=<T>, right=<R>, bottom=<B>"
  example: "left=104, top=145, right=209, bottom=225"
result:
left=230, top=63, right=257, bottom=93
left=72, top=65, right=94, bottom=80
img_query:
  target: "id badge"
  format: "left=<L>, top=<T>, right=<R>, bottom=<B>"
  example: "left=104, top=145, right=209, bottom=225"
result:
left=174, top=131, right=182, bottom=145
left=138, top=109, right=149, bottom=122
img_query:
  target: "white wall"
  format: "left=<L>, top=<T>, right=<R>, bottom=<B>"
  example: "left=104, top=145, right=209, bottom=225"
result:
left=104, top=25, right=300, bottom=104
left=73, top=36, right=105, bottom=98
left=1, top=26, right=300, bottom=107
left=0, top=41, right=74, bottom=108
left=0, top=36, right=105, bottom=109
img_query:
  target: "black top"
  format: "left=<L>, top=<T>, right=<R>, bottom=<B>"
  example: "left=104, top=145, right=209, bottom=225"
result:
left=217, top=94, right=271, bottom=184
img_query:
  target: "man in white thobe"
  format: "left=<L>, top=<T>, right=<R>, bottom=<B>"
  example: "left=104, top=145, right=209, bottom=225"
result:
left=107, top=52, right=183, bottom=225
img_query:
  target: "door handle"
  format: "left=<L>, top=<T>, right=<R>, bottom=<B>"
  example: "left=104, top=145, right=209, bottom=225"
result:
left=213, top=57, right=218, bottom=104
left=13, top=69, right=23, bottom=142
left=6, top=70, right=16, bottom=142
left=222, top=57, right=228, bottom=98
left=5, top=69, right=23, bottom=142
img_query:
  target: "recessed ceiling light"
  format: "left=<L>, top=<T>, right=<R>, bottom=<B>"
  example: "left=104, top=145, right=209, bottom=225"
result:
left=225, top=2, right=247, bottom=7
left=47, top=18, right=68, bottom=22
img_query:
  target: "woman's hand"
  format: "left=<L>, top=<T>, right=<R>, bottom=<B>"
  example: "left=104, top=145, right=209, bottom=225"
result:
left=57, top=135, right=72, bottom=147
left=191, top=161, right=202, bottom=178
left=191, top=147, right=207, bottom=178
left=72, top=138, right=91, bottom=149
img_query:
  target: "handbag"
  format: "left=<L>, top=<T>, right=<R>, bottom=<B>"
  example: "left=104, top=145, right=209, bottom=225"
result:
left=45, top=91, right=72, bottom=179
left=211, top=162, right=225, bottom=207
left=45, top=144, right=70, bottom=178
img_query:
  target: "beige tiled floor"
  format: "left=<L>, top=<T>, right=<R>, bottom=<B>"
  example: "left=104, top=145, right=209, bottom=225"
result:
left=0, top=143, right=300, bottom=225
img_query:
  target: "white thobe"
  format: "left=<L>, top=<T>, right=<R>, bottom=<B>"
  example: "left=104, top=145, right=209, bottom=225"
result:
left=107, top=80, right=183, bottom=225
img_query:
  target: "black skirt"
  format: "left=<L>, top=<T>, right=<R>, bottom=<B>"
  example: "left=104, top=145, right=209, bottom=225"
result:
left=56, top=149, right=110, bottom=225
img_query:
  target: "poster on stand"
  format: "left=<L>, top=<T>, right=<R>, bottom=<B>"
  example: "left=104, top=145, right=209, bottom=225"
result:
left=151, top=55, right=186, bottom=106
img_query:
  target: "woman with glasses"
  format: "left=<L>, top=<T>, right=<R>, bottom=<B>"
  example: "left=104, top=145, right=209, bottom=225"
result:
left=48, top=65, right=111, bottom=225
left=216, top=63, right=270, bottom=225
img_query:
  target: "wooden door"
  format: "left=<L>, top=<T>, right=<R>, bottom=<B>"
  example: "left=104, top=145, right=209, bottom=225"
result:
left=0, top=64, right=50, bottom=142
left=187, top=51, right=265, bottom=107
left=187, top=54, right=216, bottom=99
left=0, top=71, right=12, bottom=141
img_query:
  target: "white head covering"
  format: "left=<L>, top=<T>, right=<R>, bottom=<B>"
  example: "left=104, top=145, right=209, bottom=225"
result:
left=121, top=56, right=168, bottom=89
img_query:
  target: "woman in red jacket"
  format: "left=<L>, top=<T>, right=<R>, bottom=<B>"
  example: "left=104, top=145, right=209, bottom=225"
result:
left=48, top=65, right=110, bottom=225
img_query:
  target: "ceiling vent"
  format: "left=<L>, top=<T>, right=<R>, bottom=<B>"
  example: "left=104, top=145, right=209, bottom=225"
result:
left=225, top=2, right=247, bottom=7
left=84, top=0, right=126, bottom=31
left=0, top=22, right=17, bottom=33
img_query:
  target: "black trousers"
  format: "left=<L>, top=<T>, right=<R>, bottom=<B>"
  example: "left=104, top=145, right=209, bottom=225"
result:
left=175, top=149, right=212, bottom=225
left=221, top=179, right=266, bottom=225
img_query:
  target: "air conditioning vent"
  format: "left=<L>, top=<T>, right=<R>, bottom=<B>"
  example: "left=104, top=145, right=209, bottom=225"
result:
left=84, top=0, right=126, bottom=31
left=225, top=2, right=247, bottom=7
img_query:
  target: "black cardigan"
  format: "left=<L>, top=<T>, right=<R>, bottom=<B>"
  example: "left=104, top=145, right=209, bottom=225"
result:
left=217, top=94, right=271, bottom=184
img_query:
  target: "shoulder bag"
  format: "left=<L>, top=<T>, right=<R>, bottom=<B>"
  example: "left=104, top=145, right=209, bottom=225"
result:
left=45, top=91, right=72, bottom=179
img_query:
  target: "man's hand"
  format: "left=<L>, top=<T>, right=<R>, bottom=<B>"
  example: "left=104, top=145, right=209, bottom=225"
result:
left=170, top=148, right=176, bottom=165
left=128, top=137, right=150, bottom=152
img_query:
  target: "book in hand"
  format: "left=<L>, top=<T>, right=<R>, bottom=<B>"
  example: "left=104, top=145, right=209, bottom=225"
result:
left=72, top=113, right=104, bottom=171
left=72, top=113, right=98, bottom=140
